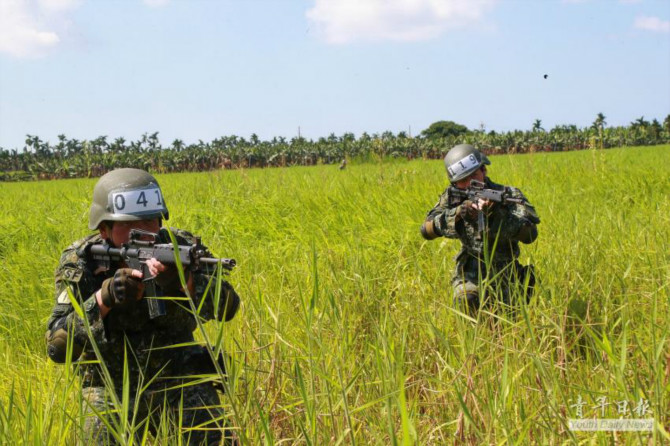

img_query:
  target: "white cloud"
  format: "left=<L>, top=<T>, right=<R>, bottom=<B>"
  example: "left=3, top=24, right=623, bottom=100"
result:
left=143, top=0, right=169, bottom=7
left=306, top=0, right=497, bottom=44
left=634, top=15, right=670, bottom=33
left=38, top=0, right=82, bottom=12
left=0, top=0, right=62, bottom=58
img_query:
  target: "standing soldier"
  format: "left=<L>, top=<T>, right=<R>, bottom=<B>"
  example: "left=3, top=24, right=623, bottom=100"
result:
left=45, top=168, right=240, bottom=444
left=420, top=144, right=540, bottom=315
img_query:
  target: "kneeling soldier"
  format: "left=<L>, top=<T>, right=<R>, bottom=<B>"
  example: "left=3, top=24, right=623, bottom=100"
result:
left=421, top=144, right=540, bottom=315
left=45, top=168, right=240, bottom=444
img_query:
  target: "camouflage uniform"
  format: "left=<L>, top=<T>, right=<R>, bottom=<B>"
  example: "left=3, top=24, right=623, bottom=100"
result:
left=424, top=177, right=540, bottom=312
left=46, top=228, right=240, bottom=445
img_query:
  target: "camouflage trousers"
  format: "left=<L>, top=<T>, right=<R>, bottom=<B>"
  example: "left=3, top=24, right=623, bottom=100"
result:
left=81, top=382, right=236, bottom=445
left=452, top=256, right=536, bottom=315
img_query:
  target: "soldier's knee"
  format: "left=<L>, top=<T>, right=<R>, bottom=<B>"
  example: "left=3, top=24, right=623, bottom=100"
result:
left=46, top=328, right=83, bottom=364
left=453, top=283, right=480, bottom=313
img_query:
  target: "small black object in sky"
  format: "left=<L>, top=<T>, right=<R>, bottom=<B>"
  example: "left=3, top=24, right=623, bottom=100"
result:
left=543, top=74, right=548, bottom=79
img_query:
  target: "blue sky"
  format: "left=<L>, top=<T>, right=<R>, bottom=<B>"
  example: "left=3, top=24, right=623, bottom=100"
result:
left=0, top=0, right=668, bottom=150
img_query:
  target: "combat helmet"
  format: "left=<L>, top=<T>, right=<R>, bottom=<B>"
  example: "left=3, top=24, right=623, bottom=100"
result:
left=443, top=144, right=490, bottom=183
left=88, top=168, right=169, bottom=230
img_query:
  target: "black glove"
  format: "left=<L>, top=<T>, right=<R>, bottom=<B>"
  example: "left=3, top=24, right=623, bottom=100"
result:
left=100, top=268, right=143, bottom=308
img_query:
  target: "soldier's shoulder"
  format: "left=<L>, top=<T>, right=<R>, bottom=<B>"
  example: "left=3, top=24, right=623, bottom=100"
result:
left=55, top=233, right=102, bottom=282
left=485, top=177, right=506, bottom=191
left=160, top=227, right=198, bottom=245
left=505, top=186, right=527, bottom=200
left=58, top=233, right=102, bottom=264
left=484, top=176, right=526, bottom=200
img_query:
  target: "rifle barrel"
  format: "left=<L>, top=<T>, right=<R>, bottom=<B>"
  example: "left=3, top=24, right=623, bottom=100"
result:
left=200, top=257, right=237, bottom=269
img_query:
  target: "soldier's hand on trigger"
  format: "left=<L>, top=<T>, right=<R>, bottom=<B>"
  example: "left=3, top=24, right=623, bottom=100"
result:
left=146, top=258, right=194, bottom=296
left=458, top=200, right=479, bottom=221
left=146, top=258, right=167, bottom=277
left=471, top=198, right=493, bottom=211
left=100, top=268, right=144, bottom=308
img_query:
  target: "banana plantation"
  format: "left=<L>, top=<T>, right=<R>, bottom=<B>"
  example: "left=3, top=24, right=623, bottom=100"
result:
left=1, top=116, right=668, bottom=181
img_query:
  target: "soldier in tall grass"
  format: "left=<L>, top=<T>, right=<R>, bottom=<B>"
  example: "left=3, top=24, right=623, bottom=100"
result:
left=421, top=144, right=540, bottom=315
left=45, top=168, right=240, bottom=444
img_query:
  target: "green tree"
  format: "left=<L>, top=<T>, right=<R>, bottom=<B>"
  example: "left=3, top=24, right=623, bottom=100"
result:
left=649, top=119, right=662, bottom=141
left=631, top=116, right=649, bottom=129
left=591, top=113, right=607, bottom=132
left=421, top=120, right=469, bottom=139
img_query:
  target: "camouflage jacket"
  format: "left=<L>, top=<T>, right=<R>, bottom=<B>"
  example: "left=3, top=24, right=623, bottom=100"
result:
left=425, top=177, right=540, bottom=266
left=46, top=228, right=240, bottom=389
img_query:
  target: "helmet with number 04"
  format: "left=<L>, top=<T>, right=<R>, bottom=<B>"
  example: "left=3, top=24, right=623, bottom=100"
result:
left=443, top=144, right=491, bottom=183
left=88, top=168, right=169, bottom=230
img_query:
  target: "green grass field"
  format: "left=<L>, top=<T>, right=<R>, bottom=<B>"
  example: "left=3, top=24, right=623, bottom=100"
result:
left=0, top=145, right=668, bottom=444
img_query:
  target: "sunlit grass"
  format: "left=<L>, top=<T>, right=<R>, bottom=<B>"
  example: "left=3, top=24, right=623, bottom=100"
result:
left=0, top=145, right=668, bottom=444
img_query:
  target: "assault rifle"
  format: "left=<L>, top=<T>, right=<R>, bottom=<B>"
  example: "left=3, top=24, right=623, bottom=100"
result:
left=448, top=180, right=525, bottom=238
left=87, top=229, right=236, bottom=319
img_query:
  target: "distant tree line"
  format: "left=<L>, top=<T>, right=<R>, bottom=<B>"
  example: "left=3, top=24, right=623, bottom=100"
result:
left=1, top=114, right=668, bottom=181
